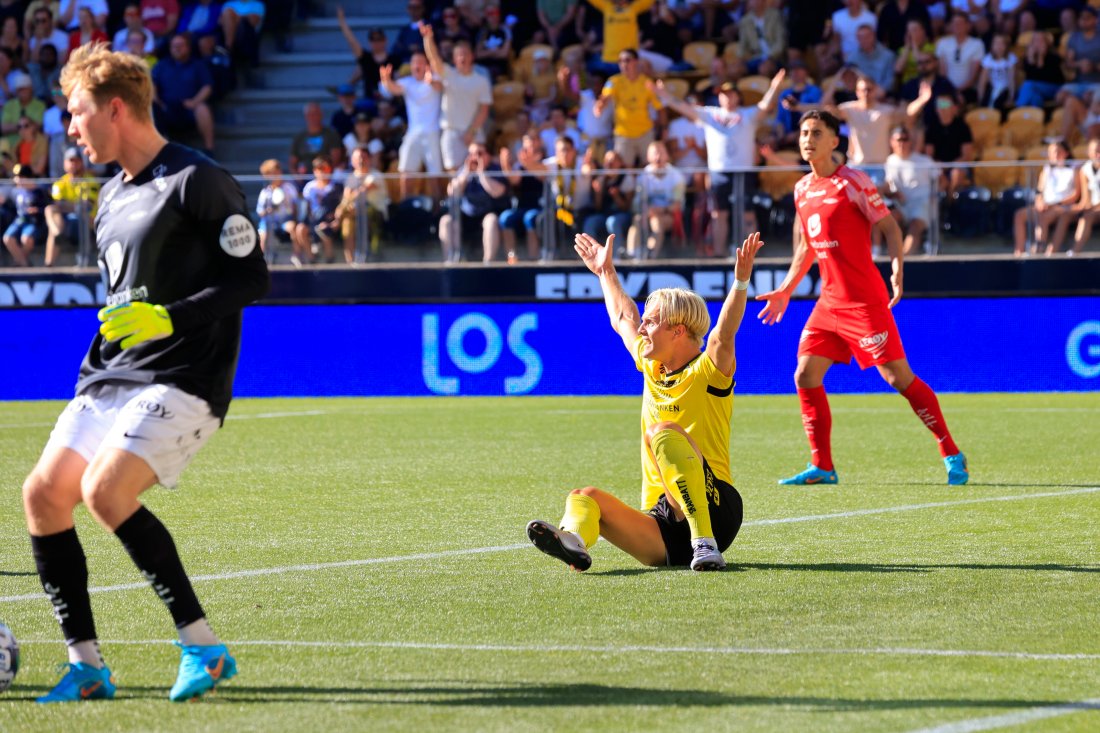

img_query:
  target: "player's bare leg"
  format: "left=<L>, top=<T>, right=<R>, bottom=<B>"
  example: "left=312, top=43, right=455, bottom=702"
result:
left=878, top=359, right=968, bottom=485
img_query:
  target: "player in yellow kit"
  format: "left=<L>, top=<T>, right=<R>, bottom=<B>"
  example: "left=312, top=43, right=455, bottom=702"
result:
left=526, top=230, right=763, bottom=571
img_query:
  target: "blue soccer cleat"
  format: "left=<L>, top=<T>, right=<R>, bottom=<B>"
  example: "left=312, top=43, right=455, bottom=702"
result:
left=945, top=452, right=969, bottom=485
left=37, top=662, right=116, bottom=704
left=778, top=463, right=839, bottom=486
left=169, top=642, right=237, bottom=702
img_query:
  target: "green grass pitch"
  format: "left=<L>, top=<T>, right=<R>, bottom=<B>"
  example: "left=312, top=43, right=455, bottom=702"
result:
left=1, top=392, right=1098, bottom=732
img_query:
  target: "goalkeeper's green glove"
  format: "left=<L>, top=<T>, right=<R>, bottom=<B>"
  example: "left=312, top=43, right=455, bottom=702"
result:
left=98, top=302, right=174, bottom=350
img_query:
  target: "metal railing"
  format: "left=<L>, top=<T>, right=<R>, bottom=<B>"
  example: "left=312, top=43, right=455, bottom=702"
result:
left=0, top=160, right=1072, bottom=269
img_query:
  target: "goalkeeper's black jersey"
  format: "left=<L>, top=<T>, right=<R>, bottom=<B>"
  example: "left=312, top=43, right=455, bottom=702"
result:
left=76, top=143, right=270, bottom=420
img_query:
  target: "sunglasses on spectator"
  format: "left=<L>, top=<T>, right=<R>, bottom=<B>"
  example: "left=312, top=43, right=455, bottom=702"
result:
left=35, top=16, right=50, bottom=23
left=18, top=123, right=31, bottom=129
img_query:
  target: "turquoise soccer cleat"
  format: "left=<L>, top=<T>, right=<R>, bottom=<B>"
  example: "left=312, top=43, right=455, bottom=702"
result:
left=37, top=662, right=116, bottom=704
left=778, top=463, right=839, bottom=486
left=169, top=642, right=237, bottom=702
left=945, top=452, right=969, bottom=485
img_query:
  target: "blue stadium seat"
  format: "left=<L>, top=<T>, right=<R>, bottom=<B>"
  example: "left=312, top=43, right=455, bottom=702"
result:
left=945, top=186, right=993, bottom=238
left=995, top=186, right=1032, bottom=239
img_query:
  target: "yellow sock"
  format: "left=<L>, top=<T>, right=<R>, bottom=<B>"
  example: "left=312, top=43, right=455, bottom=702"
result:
left=560, top=493, right=600, bottom=549
left=650, top=429, right=712, bottom=541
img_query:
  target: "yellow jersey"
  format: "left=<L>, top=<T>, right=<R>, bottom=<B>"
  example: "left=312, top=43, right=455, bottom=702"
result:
left=602, top=73, right=661, bottom=138
left=589, top=0, right=655, bottom=62
left=633, top=336, right=734, bottom=510
left=51, top=174, right=101, bottom=219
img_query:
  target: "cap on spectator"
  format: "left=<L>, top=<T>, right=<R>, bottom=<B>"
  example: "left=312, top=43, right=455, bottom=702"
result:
left=13, top=73, right=33, bottom=90
left=368, top=28, right=387, bottom=41
left=355, top=111, right=370, bottom=124
left=717, top=81, right=737, bottom=95
left=336, top=83, right=356, bottom=96
left=11, top=163, right=26, bottom=176
left=533, top=49, right=550, bottom=61
left=890, top=125, right=910, bottom=139
left=367, top=138, right=384, bottom=155
left=64, top=146, right=82, bottom=160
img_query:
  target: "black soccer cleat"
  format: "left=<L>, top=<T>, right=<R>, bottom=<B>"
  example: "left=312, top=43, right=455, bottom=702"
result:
left=526, top=520, right=592, bottom=571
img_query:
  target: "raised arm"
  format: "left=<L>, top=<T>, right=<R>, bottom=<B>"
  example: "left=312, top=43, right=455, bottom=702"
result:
left=574, top=231, right=641, bottom=352
left=419, top=21, right=445, bottom=77
left=336, top=6, right=363, bottom=58
left=379, top=63, right=404, bottom=96
left=650, top=79, right=700, bottom=122
left=756, top=220, right=815, bottom=325
left=756, top=68, right=786, bottom=114
left=905, top=80, right=934, bottom=122
left=706, top=231, right=764, bottom=377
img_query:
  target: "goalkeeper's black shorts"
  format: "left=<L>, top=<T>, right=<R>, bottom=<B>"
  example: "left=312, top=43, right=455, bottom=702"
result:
left=647, top=458, right=743, bottom=567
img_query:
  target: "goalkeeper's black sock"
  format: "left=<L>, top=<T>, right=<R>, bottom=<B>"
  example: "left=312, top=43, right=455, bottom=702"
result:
left=31, top=528, right=99, bottom=646
left=114, top=506, right=206, bottom=629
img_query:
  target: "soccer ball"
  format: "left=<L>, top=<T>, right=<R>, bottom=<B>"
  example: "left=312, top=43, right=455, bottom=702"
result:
left=0, top=622, right=19, bottom=693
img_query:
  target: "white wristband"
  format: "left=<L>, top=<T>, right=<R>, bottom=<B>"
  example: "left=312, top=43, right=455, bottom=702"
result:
left=733, top=279, right=749, bottom=291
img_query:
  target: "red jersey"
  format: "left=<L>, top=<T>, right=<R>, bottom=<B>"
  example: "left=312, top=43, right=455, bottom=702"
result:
left=793, top=165, right=891, bottom=308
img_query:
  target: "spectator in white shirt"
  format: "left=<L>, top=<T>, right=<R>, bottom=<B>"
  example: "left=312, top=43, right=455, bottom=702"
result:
left=58, top=0, right=107, bottom=32
left=26, top=6, right=69, bottom=64
left=831, top=0, right=877, bottom=63
left=111, top=3, right=154, bottom=55
left=936, top=12, right=985, bottom=103
left=421, top=21, right=492, bottom=171
left=884, top=126, right=935, bottom=255
left=628, top=140, right=685, bottom=260
left=379, top=53, right=443, bottom=201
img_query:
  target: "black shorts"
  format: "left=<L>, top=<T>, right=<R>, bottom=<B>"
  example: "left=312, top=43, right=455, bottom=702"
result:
left=647, top=460, right=744, bottom=567
left=709, top=172, right=758, bottom=213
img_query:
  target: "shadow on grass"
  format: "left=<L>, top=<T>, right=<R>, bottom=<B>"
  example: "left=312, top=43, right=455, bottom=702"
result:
left=735, top=562, right=1100, bottom=573
left=32, top=682, right=1091, bottom=710
left=0, top=570, right=37, bottom=577
left=874, top=482, right=1100, bottom=489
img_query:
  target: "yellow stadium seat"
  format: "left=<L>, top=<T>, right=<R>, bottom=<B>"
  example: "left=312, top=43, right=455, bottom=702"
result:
left=683, top=41, right=717, bottom=72
left=1073, top=142, right=1090, bottom=159
left=964, top=108, right=1002, bottom=153
left=661, top=78, right=690, bottom=99
left=514, top=43, right=553, bottom=79
left=1001, top=106, right=1045, bottom=149
left=737, top=75, right=770, bottom=106
left=492, top=81, right=526, bottom=118
left=1023, top=144, right=1049, bottom=161
left=759, top=150, right=805, bottom=199
left=973, top=145, right=1022, bottom=193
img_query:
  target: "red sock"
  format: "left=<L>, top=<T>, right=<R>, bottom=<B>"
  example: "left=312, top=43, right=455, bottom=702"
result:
left=902, top=377, right=959, bottom=457
left=797, top=386, right=833, bottom=471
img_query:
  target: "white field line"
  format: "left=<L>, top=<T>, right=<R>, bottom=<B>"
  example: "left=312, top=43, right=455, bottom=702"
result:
left=905, top=698, right=1100, bottom=733
left=0, top=410, right=333, bottom=431
left=12, top=638, right=1100, bottom=662
left=2, top=487, right=1097, bottom=604
left=745, top=486, right=1100, bottom=526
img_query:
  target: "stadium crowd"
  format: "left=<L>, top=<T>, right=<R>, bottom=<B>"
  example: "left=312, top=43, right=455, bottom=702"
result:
left=6, top=0, right=1100, bottom=266
left=288, top=0, right=1100, bottom=264
left=0, top=0, right=308, bottom=266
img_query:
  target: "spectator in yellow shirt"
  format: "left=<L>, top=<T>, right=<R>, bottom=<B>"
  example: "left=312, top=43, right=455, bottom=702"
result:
left=44, top=147, right=99, bottom=266
left=587, top=0, right=654, bottom=72
left=594, top=48, right=664, bottom=167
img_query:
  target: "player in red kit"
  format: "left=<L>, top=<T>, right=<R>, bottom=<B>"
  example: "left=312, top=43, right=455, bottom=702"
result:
left=756, top=110, right=968, bottom=486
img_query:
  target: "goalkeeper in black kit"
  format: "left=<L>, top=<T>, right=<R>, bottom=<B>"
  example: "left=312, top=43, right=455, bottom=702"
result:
left=21, top=43, right=268, bottom=704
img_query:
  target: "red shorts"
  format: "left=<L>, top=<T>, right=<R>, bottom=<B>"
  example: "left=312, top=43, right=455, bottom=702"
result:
left=798, top=302, right=906, bottom=369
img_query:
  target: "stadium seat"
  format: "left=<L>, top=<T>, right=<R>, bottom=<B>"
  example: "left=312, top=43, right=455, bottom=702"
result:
left=661, top=78, right=689, bottom=99
left=721, top=43, right=741, bottom=66
left=1001, top=106, right=1044, bottom=150
left=493, top=81, right=526, bottom=118
left=965, top=108, right=1002, bottom=153
left=973, top=145, right=1022, bottom=194
left=559, top=44, right=584, bottom=67
left=683, top=41, right=717, bottom=72
left=759, top=150, right=804, bottom=199
left=1045, top=107, right=1067, bottom=142
left=1073, top=142, right=1089, bottom=160
left=1013, top=31, right=1033, bottom=60
left=1023, top=144, right=1048, bottom=161
left=737, top=75, right=771, bottom=105
left=515, top=44, right=553, bottom=79
left=946, top=186, right=993, bottom=237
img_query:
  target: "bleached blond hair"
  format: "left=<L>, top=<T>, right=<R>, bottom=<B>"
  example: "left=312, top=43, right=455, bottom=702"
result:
left=644, top=288, right=710, bottom=347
